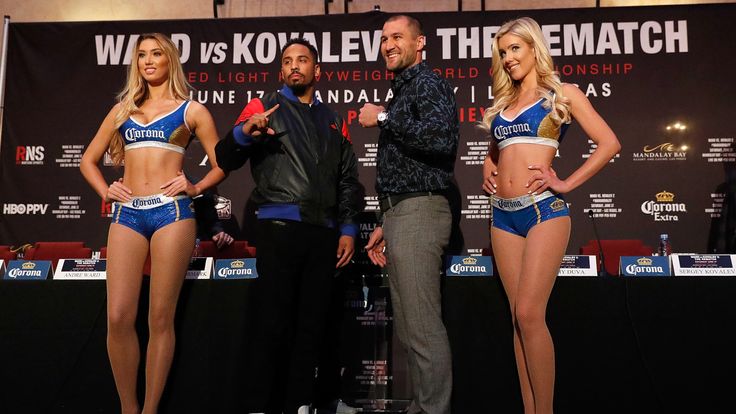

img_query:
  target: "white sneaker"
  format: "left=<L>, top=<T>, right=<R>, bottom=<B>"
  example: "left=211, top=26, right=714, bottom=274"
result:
left=335, top=400, right=359, bottom=414
left=298, top=405, right=312, bottom=414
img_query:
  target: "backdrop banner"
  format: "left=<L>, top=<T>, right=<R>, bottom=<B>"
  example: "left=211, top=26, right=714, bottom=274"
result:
left=2, top=4, right=735, bottom=255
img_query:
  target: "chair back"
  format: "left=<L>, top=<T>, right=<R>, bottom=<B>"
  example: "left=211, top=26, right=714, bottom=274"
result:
left=580, top=239, right=654, bottom=276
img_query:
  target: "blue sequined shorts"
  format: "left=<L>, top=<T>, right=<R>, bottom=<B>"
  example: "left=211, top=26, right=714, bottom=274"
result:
left=491, top=191, right=569, bottom=237
left=112, top=194, right=195, bottom=239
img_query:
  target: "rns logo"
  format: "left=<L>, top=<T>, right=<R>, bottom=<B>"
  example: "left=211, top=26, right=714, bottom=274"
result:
left=16, top=146, right=45, bottom=165
left=101, top=199, right=114, bottom=217
left=3, top=203, right=49, bottom=215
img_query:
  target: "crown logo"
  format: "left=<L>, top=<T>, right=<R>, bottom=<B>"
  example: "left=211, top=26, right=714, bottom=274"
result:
left=21, top=262, right=36, bottom=269
left=656, top=191, right=674, bottom=202
left=549, top=199, right=566, bottom=211
left=636, top=257, right=653, bottom=265
left=231, top=260, right=245, bottom=268
left=462, top=257, right=478, bottom=265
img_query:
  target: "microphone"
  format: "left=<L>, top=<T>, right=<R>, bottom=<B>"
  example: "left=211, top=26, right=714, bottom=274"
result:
left=588, top=210, right=609, bottom=277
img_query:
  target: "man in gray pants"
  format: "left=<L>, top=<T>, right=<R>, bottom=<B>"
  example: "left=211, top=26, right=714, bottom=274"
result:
left=358, top=14, right=459, bottom=414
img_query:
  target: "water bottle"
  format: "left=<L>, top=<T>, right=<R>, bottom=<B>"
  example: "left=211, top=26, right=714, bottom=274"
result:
left=658, top=233, right=672, bottom=256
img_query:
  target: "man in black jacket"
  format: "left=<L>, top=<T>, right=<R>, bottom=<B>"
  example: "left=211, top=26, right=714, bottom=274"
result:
left=215, top=38, right=362, bottom=414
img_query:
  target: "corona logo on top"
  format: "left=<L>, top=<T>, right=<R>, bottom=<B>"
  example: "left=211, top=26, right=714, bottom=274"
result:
left=640, top=190, right=686, bottom=221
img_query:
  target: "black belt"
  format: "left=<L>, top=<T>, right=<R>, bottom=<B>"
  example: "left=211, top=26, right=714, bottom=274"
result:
left=378, top=191, right=443, bottom=213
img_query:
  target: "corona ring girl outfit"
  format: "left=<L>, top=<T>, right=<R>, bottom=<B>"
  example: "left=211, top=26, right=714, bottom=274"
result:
left=112, top=101, right=195, bottom=238
left=490, top=95, right=570, bottom=237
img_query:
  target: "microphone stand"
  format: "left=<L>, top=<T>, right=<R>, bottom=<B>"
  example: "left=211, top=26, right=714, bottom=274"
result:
left=588, top=210, right=609, bottom=277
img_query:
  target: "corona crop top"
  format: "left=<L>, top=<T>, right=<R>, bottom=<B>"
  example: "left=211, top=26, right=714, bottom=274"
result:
left=120, top=101, right=192, bottom=154
left=490, top=96, right=570, bottom=150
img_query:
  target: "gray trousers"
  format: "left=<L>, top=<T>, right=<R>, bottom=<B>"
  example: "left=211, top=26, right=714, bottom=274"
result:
left=383, top=195, right=453, bottom=414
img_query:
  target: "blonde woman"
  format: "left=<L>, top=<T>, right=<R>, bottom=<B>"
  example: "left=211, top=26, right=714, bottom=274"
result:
left=482, top=18, right=620, bottom=414
left=80, top=33, right=224, bottom=414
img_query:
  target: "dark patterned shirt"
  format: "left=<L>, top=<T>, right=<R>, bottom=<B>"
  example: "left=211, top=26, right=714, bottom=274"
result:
left=376, top=62, right=459, bottom=195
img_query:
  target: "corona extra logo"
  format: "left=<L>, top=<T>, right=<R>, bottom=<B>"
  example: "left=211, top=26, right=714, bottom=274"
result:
left=231, top=260, right=245, bottom=268
left=641, top=191, right=686, bottom=221
left=636, top=257, right=653, bottom=266
left=462, top=257, right=478, bottom=265
left=656, top=191, right=675, bottom=202
left=22, top=262, right=37, bottom=270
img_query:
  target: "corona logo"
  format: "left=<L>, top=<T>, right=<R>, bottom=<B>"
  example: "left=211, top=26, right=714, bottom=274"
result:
left=450, top=257, right=487, bottom=274
left=217, top=262, right=253, bottom=277
left=625, top=263, right=665, bottom=275
left=22, top=262, right=37, bottom=269
left=636, top=257, right=653, bottom=266
left=641, top=191, right=686, bottom=221
left=656, top=191, right=675, bottom=202
left=124, top=128, right=165, bottom=141
left=462, top=257, right=478, bottom=265
left=131, top=197, right=162, bottom=208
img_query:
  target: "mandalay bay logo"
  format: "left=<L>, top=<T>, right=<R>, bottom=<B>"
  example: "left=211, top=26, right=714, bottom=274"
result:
left=641, top=191, right=687, bottom=222
left=633, top=142, right=688, bottom=161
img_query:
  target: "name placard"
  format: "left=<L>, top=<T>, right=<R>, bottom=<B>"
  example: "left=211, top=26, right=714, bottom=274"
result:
left=54, top=258, right=107, bottom=280
left=671, top=254, right=736, bottom=276
left=558, top=255, right=598, bottom=277
left=3, top=260, right=52, bottom=280
left=214, top=258, right=258, bottom=280
left=444, top=255, right=493, bottom=277
left=186, top=257, right=214, bottom=280
left=620, top=256, right=671, bottom=276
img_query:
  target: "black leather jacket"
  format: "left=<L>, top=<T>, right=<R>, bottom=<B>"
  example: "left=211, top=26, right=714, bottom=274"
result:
left=215, top=87, right=362, bottom=232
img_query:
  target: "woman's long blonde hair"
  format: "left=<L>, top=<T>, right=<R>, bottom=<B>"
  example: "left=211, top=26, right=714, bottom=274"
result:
left=481, top=17, right=570, bottom=131
left=108, top=33, right=192, bottom=165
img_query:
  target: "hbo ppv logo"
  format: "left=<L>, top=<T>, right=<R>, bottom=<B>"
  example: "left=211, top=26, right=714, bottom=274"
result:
left=3, top=203, right=49, bottom=215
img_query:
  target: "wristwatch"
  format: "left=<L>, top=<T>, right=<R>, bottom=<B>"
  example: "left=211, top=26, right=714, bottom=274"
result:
left=377, top=110, right=388, bottom=127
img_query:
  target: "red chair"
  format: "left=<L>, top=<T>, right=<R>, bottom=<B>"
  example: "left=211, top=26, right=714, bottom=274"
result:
left=23, top=241, right=93, bottom=271
left=196, top=240, right=256, bottom=259
left=1, top=246, right=17, bottom=262
left=579, top=239, right=654, bottom=276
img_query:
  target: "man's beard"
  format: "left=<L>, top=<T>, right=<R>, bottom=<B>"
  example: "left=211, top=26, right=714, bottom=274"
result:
left=289, top=82, right=308, bottom=96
